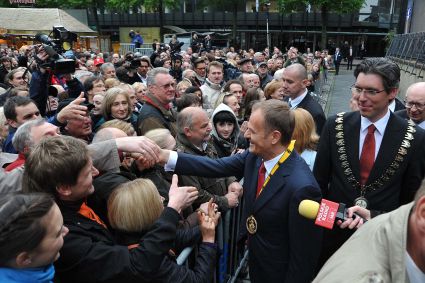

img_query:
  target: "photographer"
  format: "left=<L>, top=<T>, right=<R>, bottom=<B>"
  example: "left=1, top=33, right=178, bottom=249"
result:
left=169, top=54, right=183, bottom=82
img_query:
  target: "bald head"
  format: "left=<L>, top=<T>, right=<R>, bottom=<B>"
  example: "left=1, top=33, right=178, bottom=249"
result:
left=285, top=63, right=308, bottom=80
left=177, top=106, right=206, bottom=132
left=177, top=106, right=211, bottom=146
left=405, top=82, right=425, bottom=124
left=407, top=82, right=425, bottom=97
left=93, top=127, right=128, bottom=143
left=281, top=64, right=308, bottom=99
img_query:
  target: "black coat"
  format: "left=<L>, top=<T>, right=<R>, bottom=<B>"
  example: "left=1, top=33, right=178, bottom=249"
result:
left=55, top=199, right=182, bottom=283
left=296, top=92, right=327, bottom=136
left=314, top=111, right=425, bottom=264
left=115, top=227, right=216, bottom=283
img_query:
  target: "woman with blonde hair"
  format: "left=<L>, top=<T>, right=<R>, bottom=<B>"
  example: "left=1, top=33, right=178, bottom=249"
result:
left=292, top=108, right=319, bottom=171
left=97, top=87, right=137, bottom=130
left=108, top=178, right=220, bottom=283
left=264, top=79, right=284, bottom=100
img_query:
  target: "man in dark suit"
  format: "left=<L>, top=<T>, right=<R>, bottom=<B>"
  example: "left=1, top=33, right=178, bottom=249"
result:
left=333, top=47, right=343, bottom=75
left=346, top=45, right=354, bottom=70
left=314, top=57, right=425, bottom=266
left=160, top=100, right=323, bottom=283
left=283, top=63, right=326, bottom=135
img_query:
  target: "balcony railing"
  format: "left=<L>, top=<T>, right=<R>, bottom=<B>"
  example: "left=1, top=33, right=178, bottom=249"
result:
left=88, top=11, right=398, bottom=31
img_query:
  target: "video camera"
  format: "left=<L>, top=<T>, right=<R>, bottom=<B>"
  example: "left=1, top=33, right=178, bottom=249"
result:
left=34, top=26, right=77, bottom=74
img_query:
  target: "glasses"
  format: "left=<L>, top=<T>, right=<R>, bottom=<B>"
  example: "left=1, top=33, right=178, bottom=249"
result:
left=156, top=82, right=176, bottom=89
left=405, top=101, right=425, bottom=110
left=350, top=85, right=386, bottom=96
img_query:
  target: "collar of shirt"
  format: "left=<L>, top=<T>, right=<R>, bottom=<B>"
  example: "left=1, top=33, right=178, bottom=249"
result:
left=406, top=251, right=425, bottom=283
left=289, top=89, right=308, bottom=109
left=417, top=120, right=425, bottom=129
left=388, top=99, right=396, bottom=112
left=360, top=108, right=391, bottom=136
left=263, top=151, right=285, bottom=177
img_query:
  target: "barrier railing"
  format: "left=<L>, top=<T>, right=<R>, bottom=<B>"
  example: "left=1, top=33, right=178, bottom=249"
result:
left=119, top=43, right=154, bottom=57
left=175, top=179, right=249, bottom=282
left=386, top=32, right=425, bottom=78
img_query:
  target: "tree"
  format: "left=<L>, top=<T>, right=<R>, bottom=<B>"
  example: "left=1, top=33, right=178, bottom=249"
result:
left=277, top=0, right=366, bottom=50
left=35, top=0, right=106, bottom=33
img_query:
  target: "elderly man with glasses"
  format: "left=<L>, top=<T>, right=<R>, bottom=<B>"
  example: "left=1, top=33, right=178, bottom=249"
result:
left=314, top=57, right=425, bottom=268
left=136, top=67, right=177, bottom=136
left=395, top=82, right=425, bottom=129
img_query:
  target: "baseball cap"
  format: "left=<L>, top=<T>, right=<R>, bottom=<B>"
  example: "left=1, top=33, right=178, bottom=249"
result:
left=258, top=61, right=268, bottom=67
left=93, top=58, right=104, bottom=66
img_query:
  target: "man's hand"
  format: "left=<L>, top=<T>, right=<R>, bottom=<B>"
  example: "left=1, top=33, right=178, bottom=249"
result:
left=158, top=149, right=171, bottom=165
left=225, top=192, right=239, bottom=208
left=56, top=93, right=88, bottom=124
left=337, top=206, right=371, bottom=230
left=228, top=181, right=243, bottom=197
left=167, top=174, right=199, bottom=213
left=115, top=136, right=161, bottom=168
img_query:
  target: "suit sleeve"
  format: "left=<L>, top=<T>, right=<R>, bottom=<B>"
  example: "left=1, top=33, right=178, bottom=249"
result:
left=285, top=185, right=323, bottom=283
left=87, top=140, right=120, bottom=173
left=178, top=174, right=229, bottom=211
left=175, top=151, right=247, bottom=180
left=153, top=244, right=216, bottom=283
left=313, top=111, right=326, bottom=137
left=313, top=117, right=333, bottom=198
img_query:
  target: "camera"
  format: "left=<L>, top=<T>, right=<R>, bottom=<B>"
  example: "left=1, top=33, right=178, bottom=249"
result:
left=34, top=26, right=77, bottom=74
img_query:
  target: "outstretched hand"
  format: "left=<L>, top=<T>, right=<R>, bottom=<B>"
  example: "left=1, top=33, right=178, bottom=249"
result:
left=167, top=174, right=198, bottom=213
left=198, top=199, right=221, bottom=243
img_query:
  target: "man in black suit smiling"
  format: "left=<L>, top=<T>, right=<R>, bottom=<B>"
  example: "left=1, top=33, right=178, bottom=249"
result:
left=314, top=57, right=425, bottom=266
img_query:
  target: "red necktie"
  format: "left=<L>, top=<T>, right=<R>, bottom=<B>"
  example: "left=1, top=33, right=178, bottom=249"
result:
left=360, top=124, right=376, bottom=185
left=256, top=162, right=266, bottom=198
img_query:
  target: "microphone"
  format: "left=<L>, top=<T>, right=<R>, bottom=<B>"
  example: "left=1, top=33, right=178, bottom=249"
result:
left=298, top=199, right=367, bottom=229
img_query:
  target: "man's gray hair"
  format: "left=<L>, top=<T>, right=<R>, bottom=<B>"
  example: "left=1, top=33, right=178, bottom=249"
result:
left=12, top=119, right=46, bottom=153
left=146, top=67, right=170, bottom=86
left=177, top=108, right=195, bottom=134
left=274, top=69, right=285, bottom=80
left=100, top=62, right=115, bottom=74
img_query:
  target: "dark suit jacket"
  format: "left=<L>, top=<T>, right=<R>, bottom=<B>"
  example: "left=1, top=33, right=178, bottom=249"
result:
left=394, top=97, right=406, bottom=112
left=297, top=92, right=327, bottom=135
left=314, top=111, right=425, bottom=262
left=334, top=53, right=343, bottom=65
left=174, top=150, right=323, bottom=283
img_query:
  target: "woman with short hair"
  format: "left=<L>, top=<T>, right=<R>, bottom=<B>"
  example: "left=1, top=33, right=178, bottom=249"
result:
left=108, top=179, right=220, bottom=283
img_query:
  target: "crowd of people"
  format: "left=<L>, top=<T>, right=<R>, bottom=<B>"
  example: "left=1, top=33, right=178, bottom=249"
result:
left=0, top=37, right=425, bottom=283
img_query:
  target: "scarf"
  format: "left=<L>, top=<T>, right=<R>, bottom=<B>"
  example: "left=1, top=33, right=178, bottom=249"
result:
left=0, top=264, right=55, bottom=283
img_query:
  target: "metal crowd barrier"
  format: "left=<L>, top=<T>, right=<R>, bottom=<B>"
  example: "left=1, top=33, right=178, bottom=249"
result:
left=175, top=179, right=249, bottom=282
left=119, top=43, right=154, bottom=57
left=386, top=32, right=425, bottom=78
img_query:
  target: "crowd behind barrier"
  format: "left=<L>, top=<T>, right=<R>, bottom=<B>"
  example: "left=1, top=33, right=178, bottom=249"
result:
left=1, top=37, right=406, bottom=283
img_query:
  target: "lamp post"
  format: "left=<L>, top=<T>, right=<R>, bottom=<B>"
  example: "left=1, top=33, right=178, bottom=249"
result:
left=265, top=2, right=271, bottom=49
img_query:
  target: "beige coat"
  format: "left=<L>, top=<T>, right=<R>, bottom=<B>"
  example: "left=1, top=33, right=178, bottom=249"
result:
left=314, top=203, right=413, bottom=283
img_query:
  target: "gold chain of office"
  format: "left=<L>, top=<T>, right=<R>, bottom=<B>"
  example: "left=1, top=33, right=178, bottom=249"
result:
left=334, top=112, right=416, bottom=193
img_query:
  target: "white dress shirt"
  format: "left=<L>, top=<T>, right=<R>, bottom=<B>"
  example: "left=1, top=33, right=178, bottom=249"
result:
left=406, top=251, right=425, bottom=283
left=288, top=89, right=308, bottom=109
left=359, top=109, right=391, bottom=160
